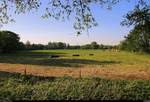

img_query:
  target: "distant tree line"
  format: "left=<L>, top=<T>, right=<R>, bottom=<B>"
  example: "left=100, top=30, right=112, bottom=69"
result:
left=24, top=41, right=118, bottom=50
left=1, top=28, right=149, bottom=54
left=0, top=31, right=118, bottom=54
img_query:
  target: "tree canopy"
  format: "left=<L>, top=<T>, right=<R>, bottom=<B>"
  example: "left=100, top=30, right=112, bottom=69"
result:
left=0, top=0, right=148, bottom=34
left=120, top=4, right=150, bottom=53
left=0, top=31, right=21, bottom=53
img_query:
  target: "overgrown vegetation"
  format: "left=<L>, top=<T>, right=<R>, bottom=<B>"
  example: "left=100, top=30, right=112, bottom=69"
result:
left=120, top=5, right=150, bottom=53
left=0, top=72, right=150, bottom=100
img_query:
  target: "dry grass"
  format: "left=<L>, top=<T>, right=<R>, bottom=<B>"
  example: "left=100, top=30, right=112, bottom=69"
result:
left=0, top=63, right=150, bottom=80
left=0, top=50, right=150, bottom=80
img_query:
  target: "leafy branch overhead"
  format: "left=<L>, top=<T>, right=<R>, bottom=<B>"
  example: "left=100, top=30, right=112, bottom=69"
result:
left=0, top=0, right=148, bottom=34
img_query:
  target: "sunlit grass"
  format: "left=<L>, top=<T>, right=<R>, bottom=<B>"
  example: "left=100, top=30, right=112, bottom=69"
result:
left=0, top=50, right=150, bottom=80
left=0, top=50, right=150, bottom=100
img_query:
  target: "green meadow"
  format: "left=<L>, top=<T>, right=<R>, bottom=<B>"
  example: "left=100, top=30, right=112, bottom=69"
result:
left=0, top=49, right=150, bottom=68
left=0, top=50, right=150, bottom=100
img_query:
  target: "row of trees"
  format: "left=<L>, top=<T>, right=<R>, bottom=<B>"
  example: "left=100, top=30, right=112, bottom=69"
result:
left=81, top=42, right=118, bottom=49
left=0, top=30, right=118, bottom=54
left=21, top=41, right=119, bottom=51
left=24, top=41, right=117, bottom=50
left=0, top=29, right=149, bottom=54
left=25, top=41, right=68, bottom=50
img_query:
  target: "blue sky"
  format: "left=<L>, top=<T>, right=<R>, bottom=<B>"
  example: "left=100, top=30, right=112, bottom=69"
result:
left=1, top=0, right=145, bottom=45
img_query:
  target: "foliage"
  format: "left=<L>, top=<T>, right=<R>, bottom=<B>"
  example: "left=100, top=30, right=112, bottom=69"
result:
left=23, top=41, right=117, bottom=50
left=90, top=41, right=99, bottom=49
left=47, top=42, right=67, bottom=49
left=24, top=41, right=45, bottom=50
left=0, top=31, right=22, bottom=53
left=120, top=5, right=150, bottom=53
left=67, top=45, right=81, bottom=49
left=81, top=44, right=91, bottom=49
left=25, top=40, right=32, bottom=50
left=18, top=42, right=26, bottom=50
left=119, top=26, right=141, bottom=52
left=0, top=0, right=148, bottom=34
left=80, top=42, right=99, bottom=49
left=0, top=73, right=150, bottom=100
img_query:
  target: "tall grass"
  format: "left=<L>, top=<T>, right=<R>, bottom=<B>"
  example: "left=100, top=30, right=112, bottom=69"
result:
left=0, top=73, right=150, bottom=100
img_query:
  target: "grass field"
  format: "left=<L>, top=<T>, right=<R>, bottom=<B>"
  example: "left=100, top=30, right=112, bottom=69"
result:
left=0, top=50, right=150, bottom=100
left=0, top=50, right=150, bottom=80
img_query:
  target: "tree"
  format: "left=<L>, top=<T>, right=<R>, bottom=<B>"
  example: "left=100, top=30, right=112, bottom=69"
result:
left=0, top=0, right=148, bottom=34
left=25, top=40, right=32, bottom=50
left=57, top=42, right=66, bottom=49
left=91, top=41, right=99, bottom=49
left=30, top=44, right=45, bottom=50
left=119, top=28, right=141, bottom=52
left=81, top=44, right=91, bottom=49
left=18, top=42, right=26, bottom=50
left=121, top=5, right=150, bottom=53
left=99, top=44, right=104, bottom=49
left=47, top=41, right=67, bottom=49
left=0, top=31, right=20, bottom=53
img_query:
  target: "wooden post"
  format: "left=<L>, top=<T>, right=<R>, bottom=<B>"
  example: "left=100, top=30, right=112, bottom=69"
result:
left=24, top=65, right=27, bottom=76
left=79, top=68, right=81, bottom=78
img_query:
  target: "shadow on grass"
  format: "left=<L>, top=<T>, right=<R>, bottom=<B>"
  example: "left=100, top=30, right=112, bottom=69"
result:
left=0, top=51, right=121, bottom=67
left=0, top=50, right=67, bottom=57
left=36, top=59, right=121, bottom=67
left=0, top=71, right=57, bottom=83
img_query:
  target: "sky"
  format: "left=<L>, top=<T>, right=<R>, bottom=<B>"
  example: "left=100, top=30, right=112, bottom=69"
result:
left=0, top=0, right=146, bottom=45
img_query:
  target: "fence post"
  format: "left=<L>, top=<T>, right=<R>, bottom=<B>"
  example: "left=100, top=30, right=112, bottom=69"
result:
left=79, top=68, right=81, bottom=78
left=24, top=65, right=27, bottom=76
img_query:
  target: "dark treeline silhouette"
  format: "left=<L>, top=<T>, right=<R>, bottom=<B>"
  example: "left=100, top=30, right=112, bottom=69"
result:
left=0, top=30, right=118, bottom=54
left=23, top=41, right=118, bottom=50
